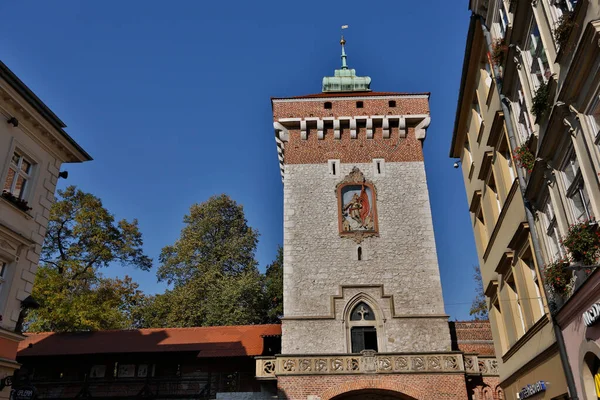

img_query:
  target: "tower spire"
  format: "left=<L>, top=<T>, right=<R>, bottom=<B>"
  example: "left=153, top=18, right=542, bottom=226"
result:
left=340, top=35, right=348, bottom=69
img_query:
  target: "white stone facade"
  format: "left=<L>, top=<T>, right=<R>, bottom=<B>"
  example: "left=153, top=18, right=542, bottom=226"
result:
left=281, top=161, right=450, bottom=354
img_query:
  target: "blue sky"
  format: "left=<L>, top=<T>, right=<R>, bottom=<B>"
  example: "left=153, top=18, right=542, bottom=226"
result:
left=0, top=1, right=479, bottom=320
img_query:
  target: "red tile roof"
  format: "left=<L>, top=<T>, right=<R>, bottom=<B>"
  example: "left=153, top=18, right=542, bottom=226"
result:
left=271, top=91, right=430, bottom=100
left=18, top=324, right=281, bottom=358
left=452, top=321, right=496, bottom=356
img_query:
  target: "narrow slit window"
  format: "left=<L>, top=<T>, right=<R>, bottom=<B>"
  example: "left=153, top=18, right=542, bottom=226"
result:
left=357, top=246, right=362, bottom=260
left=332, top=163, right=336, bottom=176
left=376, top=161, right=381, bottom=175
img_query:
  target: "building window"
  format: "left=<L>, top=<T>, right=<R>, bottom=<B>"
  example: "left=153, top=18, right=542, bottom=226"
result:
left=524, top=256, right=545, bottom=319
left=0, top=260, right=6, bottom=293
left=473, top=94, right=483, bottom=129
left=561, top=150, right=593, bottom=221
left=3, top=151, right=33, bottom=200
left=348, top=301, right=378, bottom=353
left=373, top=158, right=384, bottom=176
left=494, top=0, right=510, bottom=38
left=328, top=159, right=340, bottom=176
left=506, top=275, right=526, bottom=336
left=542, top=198, right=563, bottom=261
left=356, top=101, right=364, bottom=108
left=552, top=0, right=577, bottom=21
left=324, top=102, right=332, bottom=109
left=514, top=85, right=534, bottom=144
left=388, top=100, right=396, bottom=107
left=523, top=18, right=551, bottom=90
left=588, top=96, right=600, bottom=143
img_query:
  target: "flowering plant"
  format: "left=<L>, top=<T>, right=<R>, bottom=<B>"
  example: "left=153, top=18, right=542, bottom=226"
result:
left=491, top=38, right=508, bottom=66
left=544, top=258, right=573, bottom=296
left=531, top=81, right=550, bottom=119
left=554, top=11, right=575, bottom=50
left=562, top=220, right=600, bottom=266
left=513, top=144, right=535, bottom=172
left=1, top=190, right=32, bottom=212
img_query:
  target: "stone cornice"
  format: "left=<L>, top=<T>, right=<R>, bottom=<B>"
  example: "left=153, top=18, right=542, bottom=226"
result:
left=272, top=94, right=429, bottom=103
left=0, top=82, right=91, bottom=163
left=0, top=326, right=25, bottom=343
left=501, top=316, right=550, bottom=363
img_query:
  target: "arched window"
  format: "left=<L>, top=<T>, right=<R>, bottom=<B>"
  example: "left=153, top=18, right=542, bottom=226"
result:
left=582, top=352, right=600, bottom=399
left=348, top=302, right=378, bottom=353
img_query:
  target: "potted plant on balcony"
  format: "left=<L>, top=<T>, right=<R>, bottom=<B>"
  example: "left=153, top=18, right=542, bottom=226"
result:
left=544, top=258, right=573, bottom=298
left=1, top=190, right=32, bottom=212
left=513, top=144, right=535, bottom=173
left=554, top=11, right=576, bottom=51
left=491, top=38, right=508, bottom=71
left=562, top=220, right=600, bottom=267
left=531, top=81, right=550, bottom=120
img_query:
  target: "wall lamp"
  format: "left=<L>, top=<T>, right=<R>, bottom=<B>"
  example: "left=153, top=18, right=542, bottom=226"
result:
left=453, top=160, right=461, bottom=169
left=7, top=117, right=18, bottom=127
left=58, top=171, right=69, bottom=179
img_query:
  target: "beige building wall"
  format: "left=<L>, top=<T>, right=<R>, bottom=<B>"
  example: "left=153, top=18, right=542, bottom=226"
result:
left=0, top=61, right=90, bottom=398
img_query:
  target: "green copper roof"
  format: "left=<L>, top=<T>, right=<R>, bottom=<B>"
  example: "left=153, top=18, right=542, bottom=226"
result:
left=322, top=36, right=371, bottom=93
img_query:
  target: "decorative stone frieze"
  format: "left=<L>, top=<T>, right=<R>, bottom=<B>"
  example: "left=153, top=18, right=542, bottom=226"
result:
left=255, top=352, right=468, bottom=380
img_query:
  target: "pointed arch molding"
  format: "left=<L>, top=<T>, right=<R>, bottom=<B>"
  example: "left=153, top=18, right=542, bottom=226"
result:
left=280, top=285, right=449, bottom=321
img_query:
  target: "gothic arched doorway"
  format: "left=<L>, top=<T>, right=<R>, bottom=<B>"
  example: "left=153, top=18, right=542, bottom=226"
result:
left=331, top=389, right=416, bottom=400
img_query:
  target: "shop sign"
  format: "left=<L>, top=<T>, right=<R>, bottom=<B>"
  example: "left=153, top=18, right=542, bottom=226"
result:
left=9, top=386, right=36, bottom=400
left=517, top=381, right=546, bottom=399
left=583, top=303, right=600, bottom=327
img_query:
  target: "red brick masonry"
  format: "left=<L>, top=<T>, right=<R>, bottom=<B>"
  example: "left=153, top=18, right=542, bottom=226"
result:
left=277, top=374, right=469, bottom=399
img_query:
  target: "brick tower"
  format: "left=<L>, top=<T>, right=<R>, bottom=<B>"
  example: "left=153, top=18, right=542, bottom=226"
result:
left=256, top=36, right=498, bottom=400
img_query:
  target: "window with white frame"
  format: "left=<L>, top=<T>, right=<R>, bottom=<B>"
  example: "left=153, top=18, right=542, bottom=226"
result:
left=542, top=198, right=563, bottom=261
left=524, top=257, right=545, bottom=319
left=514, top=85, right=534, bottom=144
left=473, top=94, right=483, bottom=135
left=506, top=275, right=526, bottom=335
left=561, top=149, right=593, bottom=221
left=494, top=0, right=510, bottom=38
left=3, top=151, right=33, bottom=200
left=523, top=18, right=551, bottom=90
left=588, top=96, right=600, bottom=142
left=551, top=0, right=577, bottom=21
left=0, top=260, right=6, bottom=293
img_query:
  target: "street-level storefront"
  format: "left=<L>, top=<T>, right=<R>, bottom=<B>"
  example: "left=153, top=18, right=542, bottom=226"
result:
left=558, top=269, right=600, bottom=399
left=500, top=347, right=568, bottom=400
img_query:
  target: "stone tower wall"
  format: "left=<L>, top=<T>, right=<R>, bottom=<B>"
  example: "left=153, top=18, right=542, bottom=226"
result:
left=275, top=95, right=450, bottom=355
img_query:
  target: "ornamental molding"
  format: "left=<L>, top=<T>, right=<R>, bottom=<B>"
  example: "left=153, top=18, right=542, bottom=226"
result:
left=0, top=83, right=86, bottom=163
left=255, top=351, right=476, bottom=380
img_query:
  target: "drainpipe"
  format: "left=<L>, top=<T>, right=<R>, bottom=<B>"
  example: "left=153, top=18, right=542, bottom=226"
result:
left=475, top=15, right=579, bottom=400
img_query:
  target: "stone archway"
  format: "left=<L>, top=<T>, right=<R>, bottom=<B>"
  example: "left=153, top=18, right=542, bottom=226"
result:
left=320, top=379, right=424, bottom=400
left=331, top=389, right=415, bottom=400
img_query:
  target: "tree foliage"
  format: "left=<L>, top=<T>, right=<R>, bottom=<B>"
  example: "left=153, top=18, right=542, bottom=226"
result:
left=263, top=246, right=283, bottom=323
left=470, top=265, right=488, bottom=320
left=137, top=195, right=268, bottom=328
left=27, top=186, right=152, bottom=332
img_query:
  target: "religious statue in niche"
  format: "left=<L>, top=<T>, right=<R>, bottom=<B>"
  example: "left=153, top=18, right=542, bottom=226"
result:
left=337, top=167, right=378, bottom=242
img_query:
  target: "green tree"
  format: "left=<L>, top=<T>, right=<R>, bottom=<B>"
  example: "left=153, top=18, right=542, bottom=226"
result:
left=138, top=195, right=264, bottom=328
left=470, top=265, right=488, bottom=320
left=27, top=186, right=152, bottom=332
left=263, top=246, right=283, bottom=323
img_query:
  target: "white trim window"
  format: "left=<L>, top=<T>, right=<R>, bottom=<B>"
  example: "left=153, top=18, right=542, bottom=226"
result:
left=525, top=258, right=545, bottom=318
left=523, top=18, right=551, bottom=90
left=561, top=149, right=593, bottom=222
left=0, top=260, right=6, bottom=293
left=494, top=0, right=510, bottom=39
left=588, top=95, right=600, bottom=143
left=542, top=198, right=563, bottom=261
left=550, top=0, right=577, bottom=22
left=3, top=151, right=33, bottom=199
left=514, top=85, right=534, bottom=144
